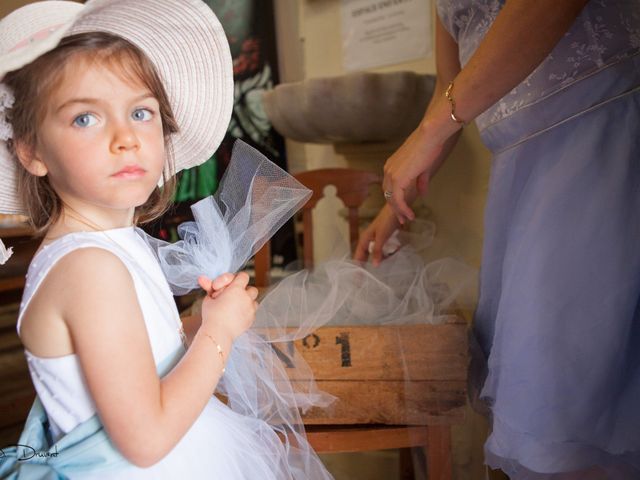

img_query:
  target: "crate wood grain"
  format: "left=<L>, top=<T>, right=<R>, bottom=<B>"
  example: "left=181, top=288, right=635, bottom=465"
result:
left=256, top=314, right=468, bottom=426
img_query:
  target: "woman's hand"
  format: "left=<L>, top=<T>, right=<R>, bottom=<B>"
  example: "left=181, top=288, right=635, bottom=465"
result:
left=353, top=204, right=401, bottom=266
left=198, top=272, right=258, bottom=344
left=383, top=110, right=460, bottom=224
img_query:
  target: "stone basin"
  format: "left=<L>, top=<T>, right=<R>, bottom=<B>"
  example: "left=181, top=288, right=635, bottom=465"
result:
left=261, top=71, right=436, bottom=144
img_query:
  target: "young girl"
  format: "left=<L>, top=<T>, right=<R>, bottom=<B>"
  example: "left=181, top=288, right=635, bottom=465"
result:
left=0, top=1, right=331, bottom=478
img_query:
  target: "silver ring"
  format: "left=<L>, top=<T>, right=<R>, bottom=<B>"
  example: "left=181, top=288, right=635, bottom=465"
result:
left=383, top=190, right=393, bottom=199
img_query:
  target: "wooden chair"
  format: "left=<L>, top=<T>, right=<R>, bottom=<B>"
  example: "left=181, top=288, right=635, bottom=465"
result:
left=253, top=168, right=457, bottom=480
left=0, top=225, right=37, bottom=296
left=0, top=225, right=39, bottom=447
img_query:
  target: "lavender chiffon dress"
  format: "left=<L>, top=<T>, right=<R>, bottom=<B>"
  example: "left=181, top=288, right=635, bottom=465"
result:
left=436, top=1, right=640, bottom=478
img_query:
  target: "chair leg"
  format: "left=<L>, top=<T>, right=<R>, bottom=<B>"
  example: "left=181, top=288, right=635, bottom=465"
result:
left=398, top=447, right=415, bottom=480
left=425, top=425, right=452, bottom=480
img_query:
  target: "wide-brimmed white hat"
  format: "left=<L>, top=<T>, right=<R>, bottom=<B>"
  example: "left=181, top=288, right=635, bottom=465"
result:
left=0, top=0, right=234, bottom=216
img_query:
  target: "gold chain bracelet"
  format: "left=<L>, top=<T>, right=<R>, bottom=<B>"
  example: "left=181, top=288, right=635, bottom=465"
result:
left=201, top=331, right=226, bottom=375
left=445, top=80, right=467, bottom=126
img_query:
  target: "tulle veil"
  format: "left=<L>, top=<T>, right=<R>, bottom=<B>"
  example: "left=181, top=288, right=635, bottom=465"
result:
left=141, top=139, right=476, bottom=478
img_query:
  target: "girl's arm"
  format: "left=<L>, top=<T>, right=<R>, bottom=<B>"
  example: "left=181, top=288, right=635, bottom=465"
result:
left=55, top=248, right=252, bottom=467
left=180, top=273, right=236, bottom=345
left=384, top=0, right=589, bottom=222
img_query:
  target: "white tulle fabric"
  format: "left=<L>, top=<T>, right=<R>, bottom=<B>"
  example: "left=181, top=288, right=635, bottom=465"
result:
left=142, top=140, right=312, bottom=295
left=256, top=223, right=476, bottom=332
left=141, top=140, right=334, bottom=478
left=142, top=140, right=476, bottom=479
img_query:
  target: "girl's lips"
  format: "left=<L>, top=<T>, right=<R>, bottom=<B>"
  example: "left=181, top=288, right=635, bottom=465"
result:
left=113, top=166, right=146, bottom=178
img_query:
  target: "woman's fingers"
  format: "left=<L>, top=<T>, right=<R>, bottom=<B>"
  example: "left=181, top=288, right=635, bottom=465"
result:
left=370, top=236, right=386, bottom=267
left=354, top=229, right=375, bottom=262
left=382, top=180, right=414, bottom=224
left=354, top=204, right=401, bottom=266
left=390, top=187, right=415, bottom=223
left=383, top=168, right=415, bottom=224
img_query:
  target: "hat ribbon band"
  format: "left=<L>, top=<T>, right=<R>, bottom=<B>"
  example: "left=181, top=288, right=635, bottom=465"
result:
left=9, top=23, right=66, bottom=53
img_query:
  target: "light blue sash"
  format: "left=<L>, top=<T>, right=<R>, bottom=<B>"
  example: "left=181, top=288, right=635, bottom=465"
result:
left=0, top=345, right=186, bottom=479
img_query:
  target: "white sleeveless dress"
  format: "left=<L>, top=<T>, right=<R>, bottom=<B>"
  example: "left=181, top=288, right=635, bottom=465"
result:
left=16, top=227, right=313, bottom=479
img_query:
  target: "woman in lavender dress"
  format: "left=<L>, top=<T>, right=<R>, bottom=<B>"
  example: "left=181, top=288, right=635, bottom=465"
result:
left=355, top=1, right=639, bottom=478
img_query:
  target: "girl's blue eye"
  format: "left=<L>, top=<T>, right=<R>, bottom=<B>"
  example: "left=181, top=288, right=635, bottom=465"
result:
left=132, top=108, right=153, bottom=122
left=73, top=113, right=97, bottom=128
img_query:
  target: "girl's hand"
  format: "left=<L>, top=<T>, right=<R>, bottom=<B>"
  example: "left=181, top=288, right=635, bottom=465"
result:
left=198, top=272, right=258, bottom=344
left=353, top=204, right=401, bottom=267
left=198, top=273, right=235, bottom=299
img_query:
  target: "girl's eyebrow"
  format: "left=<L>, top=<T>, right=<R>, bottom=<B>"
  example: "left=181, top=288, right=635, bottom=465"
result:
left=55, top=93, right=156, bottom=113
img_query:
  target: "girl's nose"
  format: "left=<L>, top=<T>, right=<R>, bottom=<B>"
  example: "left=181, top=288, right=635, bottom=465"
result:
left=110, top=123, right=140, bottom=153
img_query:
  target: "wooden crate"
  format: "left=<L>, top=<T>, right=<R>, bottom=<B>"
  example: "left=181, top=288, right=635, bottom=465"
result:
left=257, top=314, right=469, bottom=426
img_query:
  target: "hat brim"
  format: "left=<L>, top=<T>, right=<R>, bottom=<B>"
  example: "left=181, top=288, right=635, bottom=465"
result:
left=0, top=1, right=85, bottom=80
left=0, top=0, right=233, bottom=215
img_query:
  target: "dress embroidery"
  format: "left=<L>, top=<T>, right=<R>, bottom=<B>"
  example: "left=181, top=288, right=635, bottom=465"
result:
left=436, top=0, right=640, bottom=131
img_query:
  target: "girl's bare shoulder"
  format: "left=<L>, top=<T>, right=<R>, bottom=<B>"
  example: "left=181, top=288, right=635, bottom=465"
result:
left=19, top=246, right=137, bottom=357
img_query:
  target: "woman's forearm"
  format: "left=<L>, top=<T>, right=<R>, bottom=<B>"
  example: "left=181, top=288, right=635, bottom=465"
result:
left=420, top=80, right=463, bottom=182
left=426, top=0, right=589, bottom=140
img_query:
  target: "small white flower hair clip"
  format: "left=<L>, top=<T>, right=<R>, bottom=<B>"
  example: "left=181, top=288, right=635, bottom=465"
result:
left=0, top=83, right=15, bottom=143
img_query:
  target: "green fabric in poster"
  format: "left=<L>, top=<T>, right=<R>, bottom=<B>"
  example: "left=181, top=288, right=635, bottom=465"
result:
left=174, top=156, right=218, bottom=202
left=196, top=156, right=218, bottom=197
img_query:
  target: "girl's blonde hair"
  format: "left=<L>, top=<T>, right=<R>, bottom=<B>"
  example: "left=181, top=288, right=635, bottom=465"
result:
left=3, top=32, right=179, bottom=236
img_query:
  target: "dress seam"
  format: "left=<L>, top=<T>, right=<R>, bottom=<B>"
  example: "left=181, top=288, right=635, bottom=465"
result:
left=479, top=49, right=640, bottom=134
left=493, top=83, right=640, bottom=156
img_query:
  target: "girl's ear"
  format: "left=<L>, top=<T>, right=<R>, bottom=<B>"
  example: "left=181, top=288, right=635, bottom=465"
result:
left=13, top=140, right=48, bottom=177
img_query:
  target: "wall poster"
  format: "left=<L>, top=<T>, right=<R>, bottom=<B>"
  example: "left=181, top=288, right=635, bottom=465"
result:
left=341, top=0, right=432, bottom=71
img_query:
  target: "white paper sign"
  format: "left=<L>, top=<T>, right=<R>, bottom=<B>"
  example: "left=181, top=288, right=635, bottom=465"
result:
left=341, top=0, right=432, bottom=71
